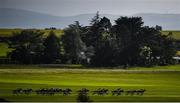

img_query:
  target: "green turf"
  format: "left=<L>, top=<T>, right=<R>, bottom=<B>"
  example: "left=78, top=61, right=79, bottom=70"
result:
left=0, top=43, right=13, bottom=57
left=40, top=29, right=63, bottom=37
left=162, top=30, right=180, bottom=40
left=0, top=65, right=180, bottom=102
left=0, top=29, right=63, bottom=37
left=0, top=29, right=21, bottom=37
left=0, top=29, right=179, bottom=39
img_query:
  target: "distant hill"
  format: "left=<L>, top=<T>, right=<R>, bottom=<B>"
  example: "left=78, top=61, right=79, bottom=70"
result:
left=134, top=13, right=180, bottom=30
left=0, top=8, right=67, bottom=29
left=0, top=8, right=180, bottom=30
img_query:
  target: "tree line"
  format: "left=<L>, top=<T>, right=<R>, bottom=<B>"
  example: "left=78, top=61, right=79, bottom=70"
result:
left=5, top=12, right=177, bottom=67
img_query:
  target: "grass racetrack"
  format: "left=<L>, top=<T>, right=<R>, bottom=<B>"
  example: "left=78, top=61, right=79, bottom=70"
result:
left=0, top=65, right=180, bottom=102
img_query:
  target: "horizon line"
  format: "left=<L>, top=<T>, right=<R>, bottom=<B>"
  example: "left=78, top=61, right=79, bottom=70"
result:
left=1, top=7, right=180, bottom=17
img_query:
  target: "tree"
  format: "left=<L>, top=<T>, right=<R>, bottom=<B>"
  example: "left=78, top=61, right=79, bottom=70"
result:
left=159, top=33, right=177, bottom=65
left=6, top=15, right=177, bottom=67
left=90, top=36, right=118, bottom=66
left=138, top=26, right=176, bottom=66
left=62, top=21, right=86, bottom=64
left=8, top=30, right=44, bottom=64
left=43, top=31, right=61, bottom=63
left=84, top=11, right=101, bottom=47
left=137, top=26, right=162, bottom=65
left=113, top=17, right=144, bottom=65
left=138, top=46, right=153, bottom=66
left=76, top=92, right=92, bottom=102
left=86, top=15, right=117, bottom=66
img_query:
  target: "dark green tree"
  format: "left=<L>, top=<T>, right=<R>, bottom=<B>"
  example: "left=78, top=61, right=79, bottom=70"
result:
left=84, top=11, right=101, bottom=47
left=62, top=21, right=86, bottom=64
left=89, top=17, right=117, bottom=66
left=90, top=36, right=118, bottom=66
left=43, top=31, right=61, bottom=63
left=8, top=30, right=44, bottom=64
left=113, top=17, right=144, bottom=65
left=159, top=33, right=177, bottom=65
left=76, top=92, right=92, bottom=102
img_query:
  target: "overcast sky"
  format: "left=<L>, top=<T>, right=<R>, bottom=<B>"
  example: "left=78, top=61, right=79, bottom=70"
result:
left=1, top=0, right=180, bottom=16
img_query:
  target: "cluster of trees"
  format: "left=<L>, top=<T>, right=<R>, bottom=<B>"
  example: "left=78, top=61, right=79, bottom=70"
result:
left=7, top=30, right=61, bottom=64
left=6, top=13, right=177, bottom=67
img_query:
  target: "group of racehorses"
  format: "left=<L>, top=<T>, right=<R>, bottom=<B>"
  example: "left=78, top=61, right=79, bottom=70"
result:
left=13, top=88, right=72, bottom=95
left=12, top=88, right=146, bottom=96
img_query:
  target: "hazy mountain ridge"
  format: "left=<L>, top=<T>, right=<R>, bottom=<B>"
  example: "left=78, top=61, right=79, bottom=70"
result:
left=0, top=8, right=180, bottom=30
left=134, top=13, right=180, bottom=30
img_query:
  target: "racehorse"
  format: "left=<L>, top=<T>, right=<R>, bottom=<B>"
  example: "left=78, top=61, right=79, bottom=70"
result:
left=111, top=88, right=124, bottom=96
left=92, top=88, right=109, bottom=96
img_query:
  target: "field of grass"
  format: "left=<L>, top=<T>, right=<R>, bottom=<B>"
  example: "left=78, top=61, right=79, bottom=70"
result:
left=0, top=43, right=13, bottom=57
left=0, top=29, right=63, bottom=37
left=0, top=29, right=179, bottom=39
left=0, top=29, right=21, bottom=37
left=0, top=65, right=180, bottom=102
left=162, top=30, right=180, bottom=40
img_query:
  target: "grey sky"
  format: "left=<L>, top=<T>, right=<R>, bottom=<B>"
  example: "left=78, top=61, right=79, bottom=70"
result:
left=0, top=0, right=180, bottom=16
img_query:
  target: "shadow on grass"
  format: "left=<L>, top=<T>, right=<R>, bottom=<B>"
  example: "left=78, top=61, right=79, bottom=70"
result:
left=0, top=98, right=10, bottom=102
left=0, top=64, right=86, bottom=69
left=0, top=64, right=127, bottom=69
